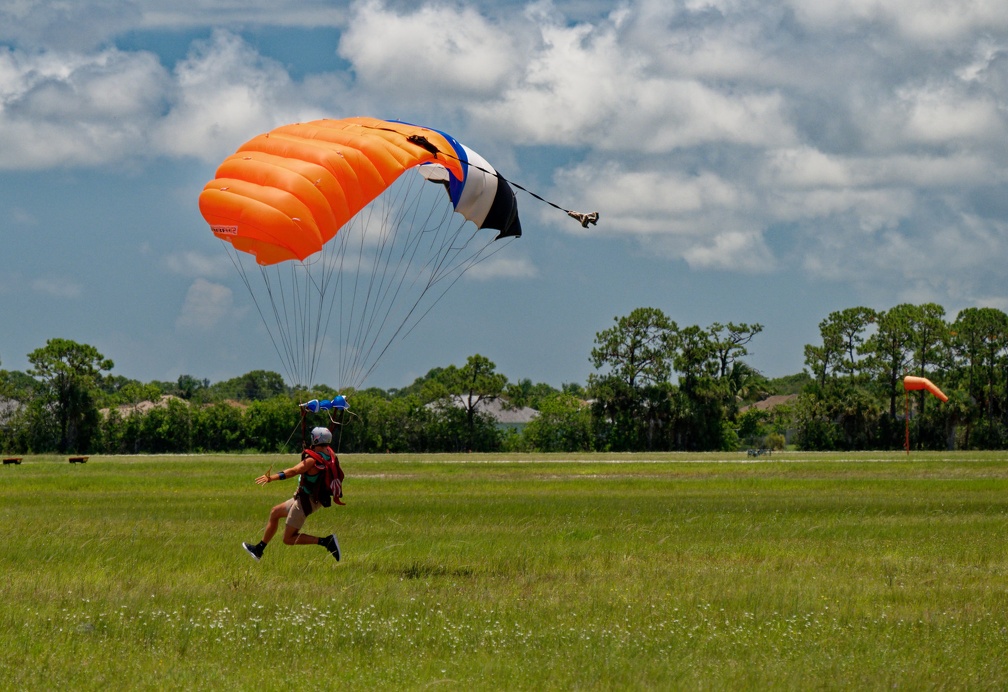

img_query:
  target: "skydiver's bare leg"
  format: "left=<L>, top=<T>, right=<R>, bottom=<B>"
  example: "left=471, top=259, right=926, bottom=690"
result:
left=282, top=523, right=321, bottom=545
left=261, top=501, right=289, bottom=544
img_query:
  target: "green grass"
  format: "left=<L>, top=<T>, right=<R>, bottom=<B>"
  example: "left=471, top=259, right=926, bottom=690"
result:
left=2, top=451, right=1007, bottom=689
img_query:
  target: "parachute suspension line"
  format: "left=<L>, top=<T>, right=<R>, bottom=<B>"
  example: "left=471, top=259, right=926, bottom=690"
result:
left=257, top=257, right=325, bottom=392
left=294, top=261, right=310, bottom=386
left=352, top=173, right=444, bottom=383
left=346, top=191, right=381, bottom=388
left=391, top=224, right=510, bottom=347
left=300, top=259, right=321, bottom=389
left=330, top=171, right=425, bottom=389
left=355, top=231, right=507, bottom=388
left=299, top=259, right=317, bottom=390
left=307, top=239, right=339, bottom=392
left=334, top=407, right=345, bottom=453
left=335, top=179, right=396, bottom=389
left=280, top=263, right=302, bottom=387
left=350, top=178, right=403, bottom=385
left=297, top=251, right=328, bottom=392
left=338, top=213, right=361, bottom=390
left=262, top=263, right=302, bottom=388
left=348, top=172, right=452, bottom=387
left=349, top=176, right=509, bottom=388
left=321, top=193, right=361, bottom=390
left=221, top=241, right=303, bottom=390
left=347, top=176, right=446, bottom=387
left=325, top=217, right=349, bottom=392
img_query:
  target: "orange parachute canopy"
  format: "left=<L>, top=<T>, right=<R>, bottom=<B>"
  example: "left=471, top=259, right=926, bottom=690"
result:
left=196, top=116, right=527, bottom=390
left=903, top=375, right=948, bottom=402
left=198, top=117, right=520, bottom=266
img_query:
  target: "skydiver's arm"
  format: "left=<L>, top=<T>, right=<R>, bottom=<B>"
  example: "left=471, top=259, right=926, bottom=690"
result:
left=255, top=457, right=313, bottom=485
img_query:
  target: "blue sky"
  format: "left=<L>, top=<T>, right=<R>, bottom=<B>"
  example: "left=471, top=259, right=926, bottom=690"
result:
left=2, top=0, right=1008, bottom=392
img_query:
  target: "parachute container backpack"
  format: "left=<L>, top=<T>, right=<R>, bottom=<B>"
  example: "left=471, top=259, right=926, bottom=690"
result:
left=198, top=117, right=522, bottom=392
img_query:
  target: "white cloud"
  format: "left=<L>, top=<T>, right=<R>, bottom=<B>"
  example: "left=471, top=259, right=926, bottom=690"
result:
left=682, top=229, right=774, bottom=272
left=338, top=0, right=521, bottom=99
left=29, top=276, right=82, bottom=299
left=0, top=0, right=142, bottom=51
left=0, top=30, right=331, bottom=169
left=465, top=254, right=538, bottom=280
left=0, top=1, right=349, bottom=50
left=899, top=84, right=1005, bottom=146
left=762, top=147, right=853, bottom=189
left=163, top=251, right=221, bottom=278
left=550, top=161, right=774, bottom=270
left=154, top=30, right=327, bottom=162
left=786, top=0, right=1008, bottom=42
left=462, top=4, right=798, bottom=155
left=176, top=278, right=234, bottom=329
left=555, top=162, right=751, bottom=232
left=0, top=47, right=171, bottom=168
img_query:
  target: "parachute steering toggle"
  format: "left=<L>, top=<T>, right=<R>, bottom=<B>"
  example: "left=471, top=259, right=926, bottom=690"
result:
left=300, top=396, right=349, bottom=414
left=299, top=396, right=350, bottom=457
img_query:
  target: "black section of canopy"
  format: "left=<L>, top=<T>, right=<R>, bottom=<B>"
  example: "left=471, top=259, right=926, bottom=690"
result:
left=484, top=176, right=522, bottom=239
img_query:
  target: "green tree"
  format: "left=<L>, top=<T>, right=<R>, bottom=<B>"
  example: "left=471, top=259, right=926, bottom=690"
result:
left=724, top=361, right=770, bottom=409
left=862, top=304, right=916, bottom=425
left=176, top=374, right=209, bottom=401
left=767, top=372, right=812, bottom=396
left=439, top=354, right=507, bottom=451
left=591, top=307, right=676, bottom=389
left=207, top=370, right=287, bottom=402
left=192, top=402, right=245, bottom=451
left=27, top=338, right=114, bottom=453
left=370, top=394, right=433, bottom=452
left=326, top=389, right=386, bottom=453
left=709, top=322, right=763, bottom=380
left=138, top=397, right=192, bottom=453
left=522, top=393, right=593, bottom=452
left=736, top=407, right=770, bottom=446
left=804, top=308, right=875, bottom=386
left=828, top=307, right=877, bottom=377
left=243, top=396, right=300, bottom=452
left=588, top=375, right=633, bottom=451
left=504, top=378, right=558, bottom=410
left=100, top=376, right=162, bottom=408
left=390, top=367, right=447, bottom=401
left=0, top=368, right=37, bottom=401
left=561, top=382, right=587, bottom=398
left=674, top=325, right=716, bottom=395
left=950, top=307, right=1008, bottom=446
left=589, top=307, right=678, bottom=451
left=793, top=392, right=841, bottom=451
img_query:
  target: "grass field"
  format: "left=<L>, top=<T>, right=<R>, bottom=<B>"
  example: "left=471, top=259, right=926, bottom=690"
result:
left=2, top=451, right=1007, bottom=690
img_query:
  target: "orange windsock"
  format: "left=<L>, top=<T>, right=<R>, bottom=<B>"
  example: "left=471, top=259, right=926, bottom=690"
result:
left=903, top=375, right=948, bottom=402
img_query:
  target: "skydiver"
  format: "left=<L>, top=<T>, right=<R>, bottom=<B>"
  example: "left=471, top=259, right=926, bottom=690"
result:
left=242, top=426, right=342, bottom=562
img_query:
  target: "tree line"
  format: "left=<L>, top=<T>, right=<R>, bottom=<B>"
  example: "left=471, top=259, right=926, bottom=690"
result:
left=1, top=302, right=1005, bottom=454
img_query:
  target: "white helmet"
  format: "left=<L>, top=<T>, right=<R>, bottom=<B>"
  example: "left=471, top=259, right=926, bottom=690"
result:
left=310, top=427, right=333, bottom=446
